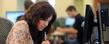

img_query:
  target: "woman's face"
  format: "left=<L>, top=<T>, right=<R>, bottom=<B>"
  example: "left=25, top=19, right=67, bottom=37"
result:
left=36, top=15, right=52, bottom=31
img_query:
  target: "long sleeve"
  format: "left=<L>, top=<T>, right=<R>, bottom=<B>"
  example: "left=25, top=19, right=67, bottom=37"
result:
left=6, top=20, right=33, bottom=44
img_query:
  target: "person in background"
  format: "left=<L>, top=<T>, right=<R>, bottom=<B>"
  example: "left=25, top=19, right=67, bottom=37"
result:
left=65, top=5, right=84, bottom=44
left=6, top=1, right=56, bottom=44
left=53, top=5, right=84, bottom=44
left=24, top=0, right=33, bottom=11
left=16, top=0, right=33, bottom=21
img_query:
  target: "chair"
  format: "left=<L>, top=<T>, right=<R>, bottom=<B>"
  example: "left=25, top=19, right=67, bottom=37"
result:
left=0, top=17, right=13, bottom=44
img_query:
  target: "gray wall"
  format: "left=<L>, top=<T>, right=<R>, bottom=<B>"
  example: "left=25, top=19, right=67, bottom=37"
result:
left=101, top=3, right=109, bottom=41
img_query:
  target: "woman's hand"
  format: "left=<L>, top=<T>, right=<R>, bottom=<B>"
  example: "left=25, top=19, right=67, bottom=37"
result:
left=42, top=32, right=50, bottom=44
left=41, top=40, right=50, bottom=44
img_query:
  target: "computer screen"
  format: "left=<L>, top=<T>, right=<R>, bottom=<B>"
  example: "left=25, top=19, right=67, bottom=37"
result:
left=6, top=11, right=24, bottom=24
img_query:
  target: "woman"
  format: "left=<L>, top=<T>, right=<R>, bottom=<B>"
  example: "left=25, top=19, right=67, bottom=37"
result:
left=6, top=1, right=56, bottom=44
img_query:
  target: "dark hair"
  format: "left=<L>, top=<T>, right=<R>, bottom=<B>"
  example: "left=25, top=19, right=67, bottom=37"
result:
left=16, top=15, right=24, bottom=21
left=24, top=1, right=56, bottom=44
left=66, top=5, right=77, bottom=12
left=24, top=0, right=33, bottom=10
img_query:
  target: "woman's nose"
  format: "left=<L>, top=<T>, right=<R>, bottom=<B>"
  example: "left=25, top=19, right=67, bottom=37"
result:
left=43, top=21, right=48, bottom=27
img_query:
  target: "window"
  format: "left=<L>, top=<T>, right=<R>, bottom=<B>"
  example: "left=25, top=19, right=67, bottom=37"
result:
left=31, top=0, right=37, bottom=3
left=48, top=0, right=55, bottom=7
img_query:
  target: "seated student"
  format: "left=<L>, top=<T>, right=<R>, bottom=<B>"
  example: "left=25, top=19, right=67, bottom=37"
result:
left=53, top=5, right=84, bottom=44
left=16, top=0, right=34, bottom=22
left=6, top=1, right=56, bottom=44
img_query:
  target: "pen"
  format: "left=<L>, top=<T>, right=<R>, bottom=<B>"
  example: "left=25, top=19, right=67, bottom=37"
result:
left=44, top=32, right=47, bottom=41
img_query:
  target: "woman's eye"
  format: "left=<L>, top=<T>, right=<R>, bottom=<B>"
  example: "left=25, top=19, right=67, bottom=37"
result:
left=44, top=20, right=48, bottom=21
left=40, top=18, right=43, bottom=20
left=40, top=18, right=49, bottom=22
left=40, top=19, right=47, bottom=22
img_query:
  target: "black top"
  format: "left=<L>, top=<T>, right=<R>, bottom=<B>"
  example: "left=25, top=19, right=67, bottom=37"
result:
left=73, top=14, right=84, bottom=44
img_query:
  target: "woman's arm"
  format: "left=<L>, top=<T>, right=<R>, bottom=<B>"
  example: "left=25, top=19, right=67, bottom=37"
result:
left=6, top=21, right=30, bottom=44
